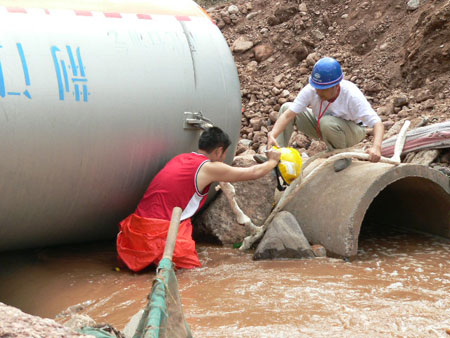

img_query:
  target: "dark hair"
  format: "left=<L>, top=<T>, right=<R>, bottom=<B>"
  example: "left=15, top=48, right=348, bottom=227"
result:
left=198, top=126, right=231, bottom=152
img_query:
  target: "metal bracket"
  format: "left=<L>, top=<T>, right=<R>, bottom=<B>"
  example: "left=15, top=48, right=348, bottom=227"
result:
left=183, top=111, right=214, bottom=130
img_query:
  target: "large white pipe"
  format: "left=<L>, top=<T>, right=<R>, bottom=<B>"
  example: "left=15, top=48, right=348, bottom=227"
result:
left=0, top=0, right=242, bottom=250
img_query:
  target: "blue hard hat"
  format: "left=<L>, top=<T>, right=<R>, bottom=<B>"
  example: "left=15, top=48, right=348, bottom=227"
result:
left=309, top=57, right=344, bottom=89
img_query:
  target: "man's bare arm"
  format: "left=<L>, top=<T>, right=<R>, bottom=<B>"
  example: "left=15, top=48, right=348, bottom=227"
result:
left=196, top=150, right=280, bottom=192
left=267, top=108, right=297, bottom=148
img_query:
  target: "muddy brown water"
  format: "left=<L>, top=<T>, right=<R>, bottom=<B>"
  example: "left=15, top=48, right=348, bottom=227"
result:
left=0, top=228, right=449, bottom=338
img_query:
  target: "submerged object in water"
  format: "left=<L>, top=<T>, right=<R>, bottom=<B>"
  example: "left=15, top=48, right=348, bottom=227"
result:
left=0, top=0, right=241, bottom=251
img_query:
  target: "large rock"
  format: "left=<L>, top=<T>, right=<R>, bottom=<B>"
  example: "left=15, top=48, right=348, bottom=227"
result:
left=310, top=29, right=325, bottom=41
left=0, top=302, right=90, bottom=337
left=305, top=52, right=320, bottom=67
left=253, top=211, right=315, bottom=260
left=405, top=149, right=440, bottom=165
left=407, top=0, right=420, bottom=11
left=227, top=5, right=240, bottom=15
left=274, top=6, right=298, bottom=23
left=232, top=36, right=254, bottom=53
left=306, top=139, right=328, bottom=156
left=291, top=44, right=309, bottom=62
left=393, top=94, right=408, bottom=107
left=293, top=133, right=311, bottom=149
left=267, top=15, right=280, bottom=26
left=193, top=155, right=277, bottom=244
left=254, top=44, right=274, bottom=62
left=249, top=116, right=264, bottom=131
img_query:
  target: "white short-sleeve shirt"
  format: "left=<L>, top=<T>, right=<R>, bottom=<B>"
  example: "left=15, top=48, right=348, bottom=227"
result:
left=289, top=79, right=381, bottom=127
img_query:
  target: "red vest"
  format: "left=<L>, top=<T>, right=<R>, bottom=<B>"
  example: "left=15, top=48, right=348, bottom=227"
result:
left=135, top=152, right=210, bottom=221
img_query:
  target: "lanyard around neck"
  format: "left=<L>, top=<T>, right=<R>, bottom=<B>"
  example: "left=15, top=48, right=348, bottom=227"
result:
left=315, top=86, right=340, bottom=139
left=316, top=101, right=332, bottom=139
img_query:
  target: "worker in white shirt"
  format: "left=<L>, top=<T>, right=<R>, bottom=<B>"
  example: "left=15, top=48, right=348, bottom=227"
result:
left=266, top=57, right=385, bottom=171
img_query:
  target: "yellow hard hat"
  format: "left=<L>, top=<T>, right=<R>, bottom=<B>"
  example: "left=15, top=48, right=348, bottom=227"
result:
left=273, top=146, right=303, bottom=189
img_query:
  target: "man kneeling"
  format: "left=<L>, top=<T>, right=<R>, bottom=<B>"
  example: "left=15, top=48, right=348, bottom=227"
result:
left=117, top=126, right=280, bottom=271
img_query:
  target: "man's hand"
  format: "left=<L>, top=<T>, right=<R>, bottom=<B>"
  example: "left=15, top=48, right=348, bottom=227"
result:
left=366, top=145, right=381, bottom=162
left=266, top=148, right=281, bottom=163
left=267, top=108, right=296, bottom=149
left=267, top=132, right=280, bottom=149
left=367, top=121, right=384, bottom=162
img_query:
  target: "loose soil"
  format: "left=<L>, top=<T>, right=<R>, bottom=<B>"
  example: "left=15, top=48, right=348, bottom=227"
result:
left=200, top=0, right=450, bottom=166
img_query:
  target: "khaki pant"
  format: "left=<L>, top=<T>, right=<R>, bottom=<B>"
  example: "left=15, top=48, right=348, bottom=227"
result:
left=276, top=102, right=366, bottom=150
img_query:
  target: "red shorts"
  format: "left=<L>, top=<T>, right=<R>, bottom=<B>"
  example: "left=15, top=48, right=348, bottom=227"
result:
left=116, top=213, right=201, bottom=271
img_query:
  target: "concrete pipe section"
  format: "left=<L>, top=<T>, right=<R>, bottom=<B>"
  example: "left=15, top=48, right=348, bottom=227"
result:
left=284, top=162, right=450, bottom=258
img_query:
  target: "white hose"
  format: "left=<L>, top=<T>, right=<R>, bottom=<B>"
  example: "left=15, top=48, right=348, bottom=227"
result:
left=217, top=182, right=260, bottom=233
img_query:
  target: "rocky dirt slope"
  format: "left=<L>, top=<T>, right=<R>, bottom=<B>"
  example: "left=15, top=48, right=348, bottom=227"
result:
left=201, top=0, right=450, bottom=168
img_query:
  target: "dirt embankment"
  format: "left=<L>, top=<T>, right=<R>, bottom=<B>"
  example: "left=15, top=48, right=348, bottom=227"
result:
left=201, top=0, right=450, bottom=167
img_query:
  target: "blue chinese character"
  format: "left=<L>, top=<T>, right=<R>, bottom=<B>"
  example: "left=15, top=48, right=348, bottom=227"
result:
left=0, top=43, right=32, bottom=99
left=51, top=45, right=89, bottom=102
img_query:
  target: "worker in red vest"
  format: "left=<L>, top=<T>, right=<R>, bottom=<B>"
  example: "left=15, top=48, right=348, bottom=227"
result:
left=117, top=126, right=281, bottom=271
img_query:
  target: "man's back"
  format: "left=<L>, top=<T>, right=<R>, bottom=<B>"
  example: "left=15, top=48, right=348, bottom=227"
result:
left=135, top=152, right=210, bottom=221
